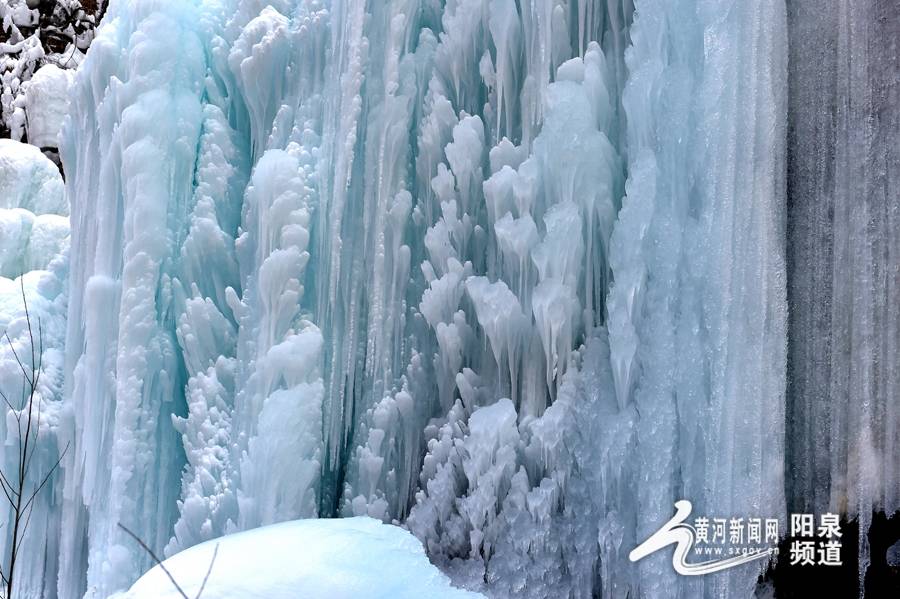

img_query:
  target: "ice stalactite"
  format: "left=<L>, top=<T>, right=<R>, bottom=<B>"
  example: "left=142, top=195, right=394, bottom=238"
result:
left=405, top=25, right=626, bottom=596
left=232, top=147, right=323, bottom=530
left=786, top=0, right=900, bottom=590
left=165, top=103, right=245, bottom=556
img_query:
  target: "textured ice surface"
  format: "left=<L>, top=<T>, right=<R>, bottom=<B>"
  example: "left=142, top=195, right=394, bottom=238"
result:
left=0, top=210, right=69, bottom=276
left=122, top=517, right=484, bottom=599
left=47, top=0, right=786, bottom=596
left=1, top=0, right=891, bottom=597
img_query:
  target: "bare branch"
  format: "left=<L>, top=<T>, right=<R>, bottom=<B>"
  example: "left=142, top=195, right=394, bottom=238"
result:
left=117, top=524, right=190, bottom=599
left=15, top=498, right=37, bottom=558
left=24, top=384, right=46, bottom=477
left=0, top=526, right=8, bottom=587
left=0, top=292, right=61, bottom=598
left=20, top=281, right=34, bottom=387
left=0, top=470, right=17, bottom=499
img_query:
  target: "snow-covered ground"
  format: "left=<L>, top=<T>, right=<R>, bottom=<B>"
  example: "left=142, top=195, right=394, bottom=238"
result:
left=120, top=517, right=483, bottom=599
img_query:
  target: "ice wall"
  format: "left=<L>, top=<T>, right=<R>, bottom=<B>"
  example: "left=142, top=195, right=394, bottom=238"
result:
left=2, top=0, right=795, bottom=597
left=0, top=139, right=69, bottom=598
left=603, top=0, right=788, bottom=596
left=786, top=0, right=900, bottom=589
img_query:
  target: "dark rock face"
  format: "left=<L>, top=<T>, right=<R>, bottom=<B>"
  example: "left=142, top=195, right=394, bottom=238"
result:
left=784, top=0, right=900, bottom=586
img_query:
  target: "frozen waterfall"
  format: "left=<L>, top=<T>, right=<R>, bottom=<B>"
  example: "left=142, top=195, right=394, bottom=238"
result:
left=0, top=0, right=895, bottom=597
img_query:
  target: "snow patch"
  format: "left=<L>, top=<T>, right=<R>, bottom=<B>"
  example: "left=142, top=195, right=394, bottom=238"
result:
left=122, top=517, right=484, bottom=599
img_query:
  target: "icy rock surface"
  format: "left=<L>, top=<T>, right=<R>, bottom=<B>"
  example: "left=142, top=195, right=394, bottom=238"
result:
left=786, top=0, right=900, bottom=588
left=121, top=517, right=484, bottom=599
left=4, top=0, right=893, bottom=597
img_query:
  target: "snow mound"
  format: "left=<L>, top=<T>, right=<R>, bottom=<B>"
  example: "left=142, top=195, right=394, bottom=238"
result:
left=122, top=517, right=484, bottom=599
left=0, top=139, right=66, bottom=215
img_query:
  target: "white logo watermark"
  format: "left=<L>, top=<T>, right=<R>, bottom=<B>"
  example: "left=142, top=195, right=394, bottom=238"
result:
left=629, top=501, right=842, bottom=575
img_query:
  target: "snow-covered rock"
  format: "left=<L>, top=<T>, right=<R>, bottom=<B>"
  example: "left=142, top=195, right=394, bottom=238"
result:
left=0, top=138, right=66, bottom=214
left=0, top=138, right=68, bottom=277
left=0, top=0, right=102, bottom=138
left=25, top=64, right=74, bottom=148
left=122, top=517, right=484, bottom=599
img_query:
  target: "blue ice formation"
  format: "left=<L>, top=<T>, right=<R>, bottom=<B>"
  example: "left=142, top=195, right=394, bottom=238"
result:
left=0, top=0, right=896, bottom=598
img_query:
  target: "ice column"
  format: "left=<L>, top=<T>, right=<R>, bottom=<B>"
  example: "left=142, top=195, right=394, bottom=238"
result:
left=58, top=1, right=207, bottom=594
left=606, top=0, right=788, bottom=596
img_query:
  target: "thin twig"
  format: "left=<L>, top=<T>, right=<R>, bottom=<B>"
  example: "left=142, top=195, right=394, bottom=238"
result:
left=21, top=280, right=34, bottom=389
left=19, top=442, right=69, bottom=540
left=4, top=333, right=31, bottom=388
left=0, top=388, right=16, bottom=415
left=0, top=476, right=16, bottom=508
left=195, top=543, right=219, bottom=599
